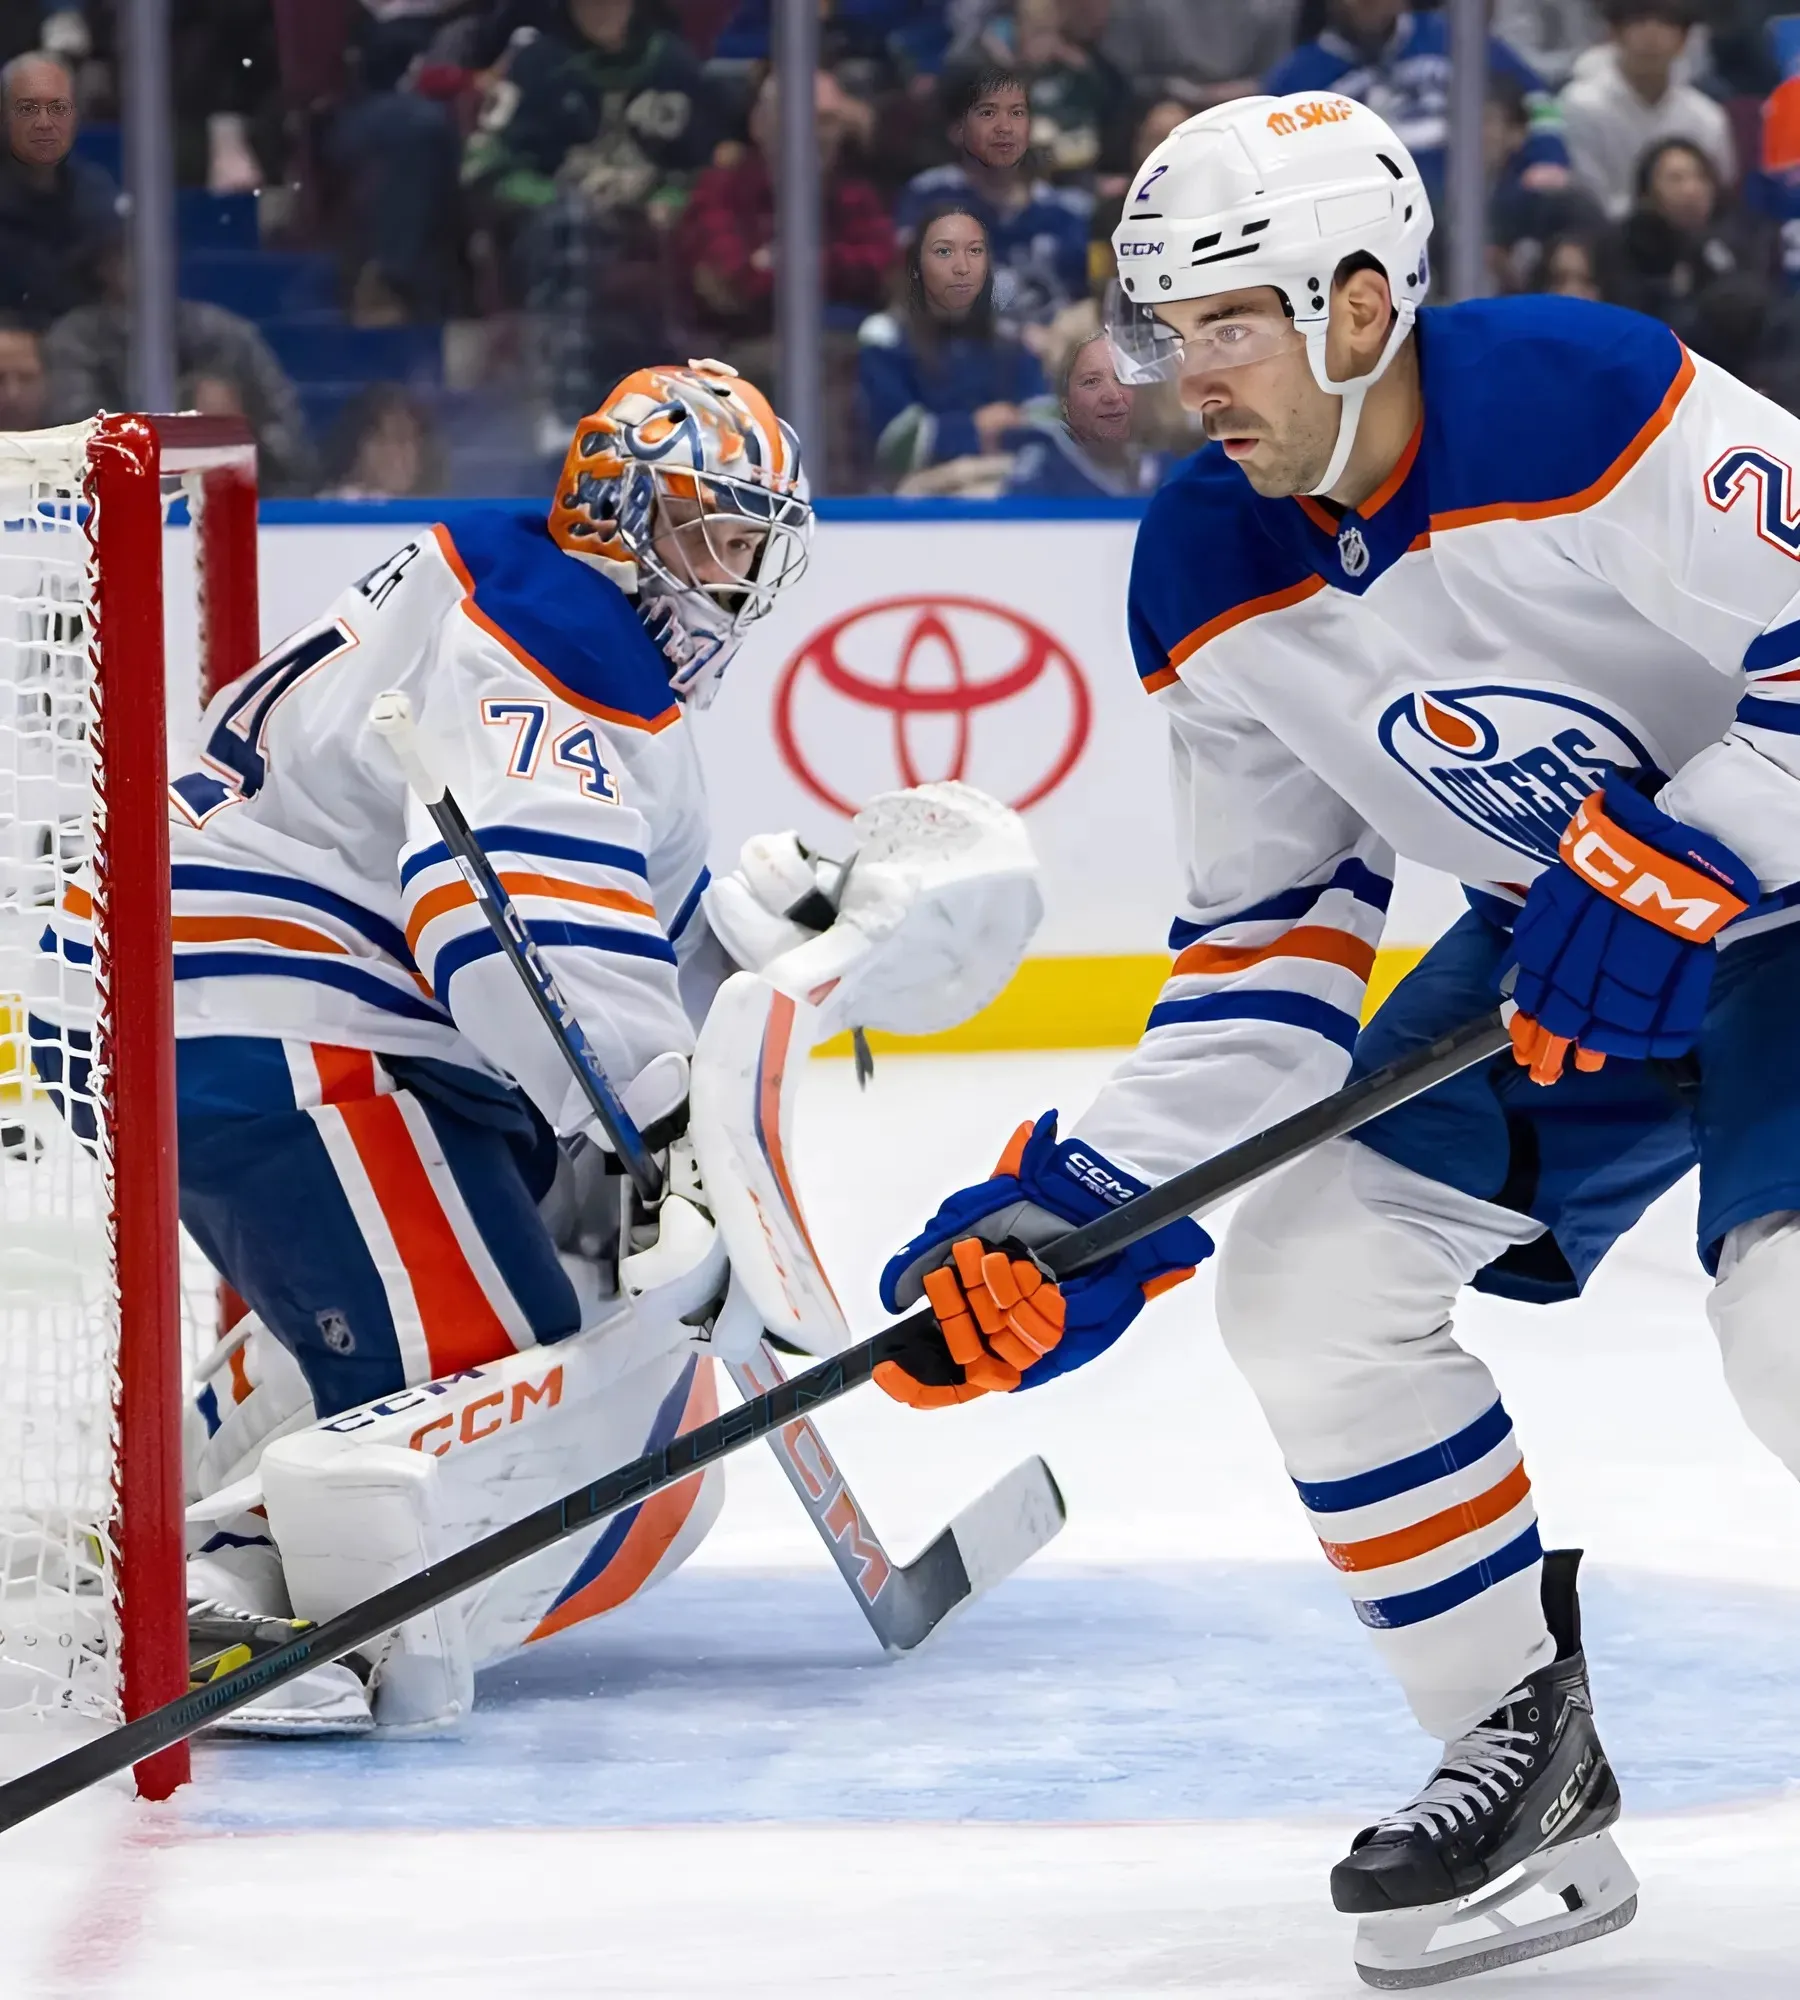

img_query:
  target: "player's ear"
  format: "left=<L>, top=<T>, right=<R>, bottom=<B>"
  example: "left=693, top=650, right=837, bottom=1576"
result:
left=1328, top=263, right=1396, bottom=375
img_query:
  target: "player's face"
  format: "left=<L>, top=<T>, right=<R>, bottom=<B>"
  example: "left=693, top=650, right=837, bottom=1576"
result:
left=653, top=495, right=768, bottom=591
left=1157, top=287, right=1339, bottom=497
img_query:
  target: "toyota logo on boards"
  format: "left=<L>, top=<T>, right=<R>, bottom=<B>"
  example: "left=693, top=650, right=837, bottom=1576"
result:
left=774, top=594, right=1091, bottom=818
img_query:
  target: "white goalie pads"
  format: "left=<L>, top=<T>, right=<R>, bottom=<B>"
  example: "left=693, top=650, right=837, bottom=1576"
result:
left=690, top=972, right=850, bottom=1356
left=703, top=780, right=1043, bottom=1042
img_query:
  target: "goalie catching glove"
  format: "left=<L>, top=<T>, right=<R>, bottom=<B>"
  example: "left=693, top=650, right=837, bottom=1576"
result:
left=1505, top=781, right=1755, bottom=1085
left=875, top=1113, right=1212, bottom=1408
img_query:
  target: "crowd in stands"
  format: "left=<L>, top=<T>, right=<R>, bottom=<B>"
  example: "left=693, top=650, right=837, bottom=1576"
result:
left=3, top=0, right=1800, bottom=495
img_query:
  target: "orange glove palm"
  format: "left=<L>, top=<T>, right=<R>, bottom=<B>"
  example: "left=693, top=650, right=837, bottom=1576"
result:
left=875, top=1239, right=1067, bottom=1409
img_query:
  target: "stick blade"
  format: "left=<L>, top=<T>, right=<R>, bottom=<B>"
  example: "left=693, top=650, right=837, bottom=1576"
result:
left=881, top=1456, right=1065, bottom=1655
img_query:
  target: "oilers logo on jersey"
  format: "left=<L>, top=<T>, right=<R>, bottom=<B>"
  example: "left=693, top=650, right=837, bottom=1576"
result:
left=1377, top=685, right=1663, bottom=866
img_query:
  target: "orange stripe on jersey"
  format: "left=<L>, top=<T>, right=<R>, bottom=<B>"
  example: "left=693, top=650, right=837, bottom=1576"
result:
left=1430, top=348, right=1695, bottom=533
left=402, top=873, right=657, bottom=956
left=1172, top=925, right=1377, bottom=982
left=172, top=914, right=349, bottom=955
left=311, top=1044, right=377, bottom=1105
left=525, top=1360, right=720, bottom=1641
left=1318, top=1460, right=1533, bottom=1573
left=227, top=1341, right=253, bottom=1408
left=431, top=523, right=680, bottom=735
left=1361, top=416, right=1423, bottom=518
left=1294, top=494, right=1337, bottom=535
left=339, top=1095, right=513, bottom=1376
left=60, top=884, right=93, bottom=919
left=496, top=871, right=657, bottom=920
left=1166, top=575, right=1328, bottom=676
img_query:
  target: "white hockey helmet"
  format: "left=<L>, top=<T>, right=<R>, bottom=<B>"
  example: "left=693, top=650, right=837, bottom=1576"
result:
left=1105, top=93, right=1433, bottom=494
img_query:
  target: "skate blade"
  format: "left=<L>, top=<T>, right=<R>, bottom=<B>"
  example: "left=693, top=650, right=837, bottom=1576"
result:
left=206, top=1666, right=375, bottom=1738
left=1353, top=1830, right=1639, bottom=1990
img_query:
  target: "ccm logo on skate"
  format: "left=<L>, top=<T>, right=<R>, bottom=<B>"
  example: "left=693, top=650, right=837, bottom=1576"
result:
left=1539, top=1746, right=1594, bottom=1838
left=1560, top=797, right=1745, bottom=939
left=409, top=1368, right=566, bottom=1456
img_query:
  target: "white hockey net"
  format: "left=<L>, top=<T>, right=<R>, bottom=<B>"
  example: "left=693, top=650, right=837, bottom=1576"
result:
left=0, top=432, right=115, bottom=1721
left=0, top=418, right=256, bottom=1768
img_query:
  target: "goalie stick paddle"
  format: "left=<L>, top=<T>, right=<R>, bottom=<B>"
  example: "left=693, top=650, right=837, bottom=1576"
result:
left=0, top=1004, right=1507, bottom=1834
left=371, top=693, right=1065, bottom=1650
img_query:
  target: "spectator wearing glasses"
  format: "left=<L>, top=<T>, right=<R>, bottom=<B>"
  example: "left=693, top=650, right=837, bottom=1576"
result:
left=859, top=201, right=1047, bottom=482
left=0, top=50, right=117, bottom=328
left=896, top=64, right=1091, bottom=328
left=1558, top=0, right=1734, bottom=219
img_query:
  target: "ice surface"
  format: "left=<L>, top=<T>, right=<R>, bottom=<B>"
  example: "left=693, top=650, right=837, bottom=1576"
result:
left=4, top=1050, right=1799, bottom=1996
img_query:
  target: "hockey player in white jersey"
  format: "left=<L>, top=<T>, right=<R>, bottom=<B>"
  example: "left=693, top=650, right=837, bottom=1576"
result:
left=36, top=361, right=1041, bottom=1738
left=872, top=94, right=1800, bottom=1984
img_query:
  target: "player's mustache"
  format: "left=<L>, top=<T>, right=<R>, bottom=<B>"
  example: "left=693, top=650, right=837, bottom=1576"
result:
left=1203, top=411, right=1267, bottom=439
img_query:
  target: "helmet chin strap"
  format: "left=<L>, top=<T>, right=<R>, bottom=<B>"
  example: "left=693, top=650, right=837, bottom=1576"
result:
left=1303, top=307, right=1417, bottom=500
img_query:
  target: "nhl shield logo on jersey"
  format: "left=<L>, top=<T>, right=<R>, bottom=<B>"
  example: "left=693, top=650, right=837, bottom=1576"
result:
left=1377, top=684, right=1662, bottom=863
left=1336, top=523, right=1370, bottom=578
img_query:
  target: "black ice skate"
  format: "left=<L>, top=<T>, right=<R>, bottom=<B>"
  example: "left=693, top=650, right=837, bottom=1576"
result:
left=1331, top=1549, right=1638, bottom=1989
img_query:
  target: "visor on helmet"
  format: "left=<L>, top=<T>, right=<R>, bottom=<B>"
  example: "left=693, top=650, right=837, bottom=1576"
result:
left=1102, top=279, right=1301, bottom=386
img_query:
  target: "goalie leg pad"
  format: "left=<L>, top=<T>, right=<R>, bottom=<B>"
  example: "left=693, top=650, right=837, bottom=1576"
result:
left=260, top=1433, right=473, bottom=1735
left=253, top=1312, right=725, bottom=1724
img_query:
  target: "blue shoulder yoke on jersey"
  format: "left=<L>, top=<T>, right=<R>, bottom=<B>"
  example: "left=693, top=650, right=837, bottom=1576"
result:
left=1129, top=447, right=1320, bottom=693
left=1127, top=295, right=1691, bottom=697
left=437, top=508, right=681, bottom=732
left=1418, top=295, right=1689, bottom=526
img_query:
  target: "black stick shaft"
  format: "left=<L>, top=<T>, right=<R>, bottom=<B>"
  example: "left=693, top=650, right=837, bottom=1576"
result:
left=0, top=1008, right=1506, bottom=1834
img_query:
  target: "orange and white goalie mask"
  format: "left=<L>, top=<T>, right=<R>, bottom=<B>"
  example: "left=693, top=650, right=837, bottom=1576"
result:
left=549, top=359, right=813, bottom=707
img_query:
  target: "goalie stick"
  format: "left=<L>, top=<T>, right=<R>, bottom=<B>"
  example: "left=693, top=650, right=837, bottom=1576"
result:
left=0, top=1004, right=1509, bottom=1833
left=370, top=692, right=1064, bottom=1651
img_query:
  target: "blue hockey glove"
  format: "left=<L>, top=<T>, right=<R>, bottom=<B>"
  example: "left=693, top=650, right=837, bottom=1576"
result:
left=875, top=1111, right=1212, bottom=1407
left=1505, top=783, right=1754, bottom=1084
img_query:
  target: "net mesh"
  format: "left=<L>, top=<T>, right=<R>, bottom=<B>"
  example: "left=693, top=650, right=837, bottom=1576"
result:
left=0, top=428, right=215, bottom=1727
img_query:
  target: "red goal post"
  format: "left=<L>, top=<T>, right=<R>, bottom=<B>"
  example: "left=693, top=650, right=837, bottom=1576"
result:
left=0, top=413, right=259, bottom=1801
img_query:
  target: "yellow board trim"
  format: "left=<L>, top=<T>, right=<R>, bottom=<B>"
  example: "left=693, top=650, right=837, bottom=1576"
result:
left=814, top=944, right=1431, bottom=1057
left=2, top=948, right=1434, bottom=1094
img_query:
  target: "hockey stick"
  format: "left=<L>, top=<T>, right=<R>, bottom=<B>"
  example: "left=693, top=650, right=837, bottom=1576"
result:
left=374, top=691, right=1064, bottom=1652
left=727, top=1341, right=1063, bottom=1654
left=0, top=1007, right=1509, bottom=1831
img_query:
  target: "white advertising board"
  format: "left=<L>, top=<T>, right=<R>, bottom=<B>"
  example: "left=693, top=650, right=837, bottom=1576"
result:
left=174, top=503, right=1465, bottom=1047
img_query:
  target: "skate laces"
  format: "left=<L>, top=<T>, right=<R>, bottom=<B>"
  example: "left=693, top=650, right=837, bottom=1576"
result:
left=1376, top=1687, right=1541, bottom=1837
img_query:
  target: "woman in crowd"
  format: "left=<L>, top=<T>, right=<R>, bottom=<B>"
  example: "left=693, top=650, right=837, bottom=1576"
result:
left=1005, top=327, right=1165, bottom=497
left=1596, top=135, right=1772, bottom=339
left=857, top=200, right=1046, bottom=483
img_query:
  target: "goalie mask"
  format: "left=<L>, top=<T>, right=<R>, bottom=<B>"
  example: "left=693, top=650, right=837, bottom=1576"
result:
left=549, top=360, right=814, bottom=707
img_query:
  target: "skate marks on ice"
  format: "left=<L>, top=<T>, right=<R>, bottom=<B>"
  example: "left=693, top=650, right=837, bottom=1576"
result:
left=176, top=1562, right=1800, bottom=1832
left=11, top=1812, right=1800, bottom=1999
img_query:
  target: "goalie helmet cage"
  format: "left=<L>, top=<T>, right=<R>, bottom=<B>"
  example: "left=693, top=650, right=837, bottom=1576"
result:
left=0, top=413, right=259, bottom=1803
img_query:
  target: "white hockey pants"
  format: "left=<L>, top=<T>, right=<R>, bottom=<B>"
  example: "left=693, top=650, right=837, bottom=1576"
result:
left=1216, top=1138, right=1800, bottom=1742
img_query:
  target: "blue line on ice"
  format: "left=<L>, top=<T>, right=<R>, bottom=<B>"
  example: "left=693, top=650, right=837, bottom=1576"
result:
left=182, top=1563, right=1800, bottom=1833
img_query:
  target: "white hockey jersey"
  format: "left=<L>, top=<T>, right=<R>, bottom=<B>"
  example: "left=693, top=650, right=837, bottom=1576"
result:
left=1077, top=294, right=1800, bottom=1184
left=62, top=509, right=711, bottom=1129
